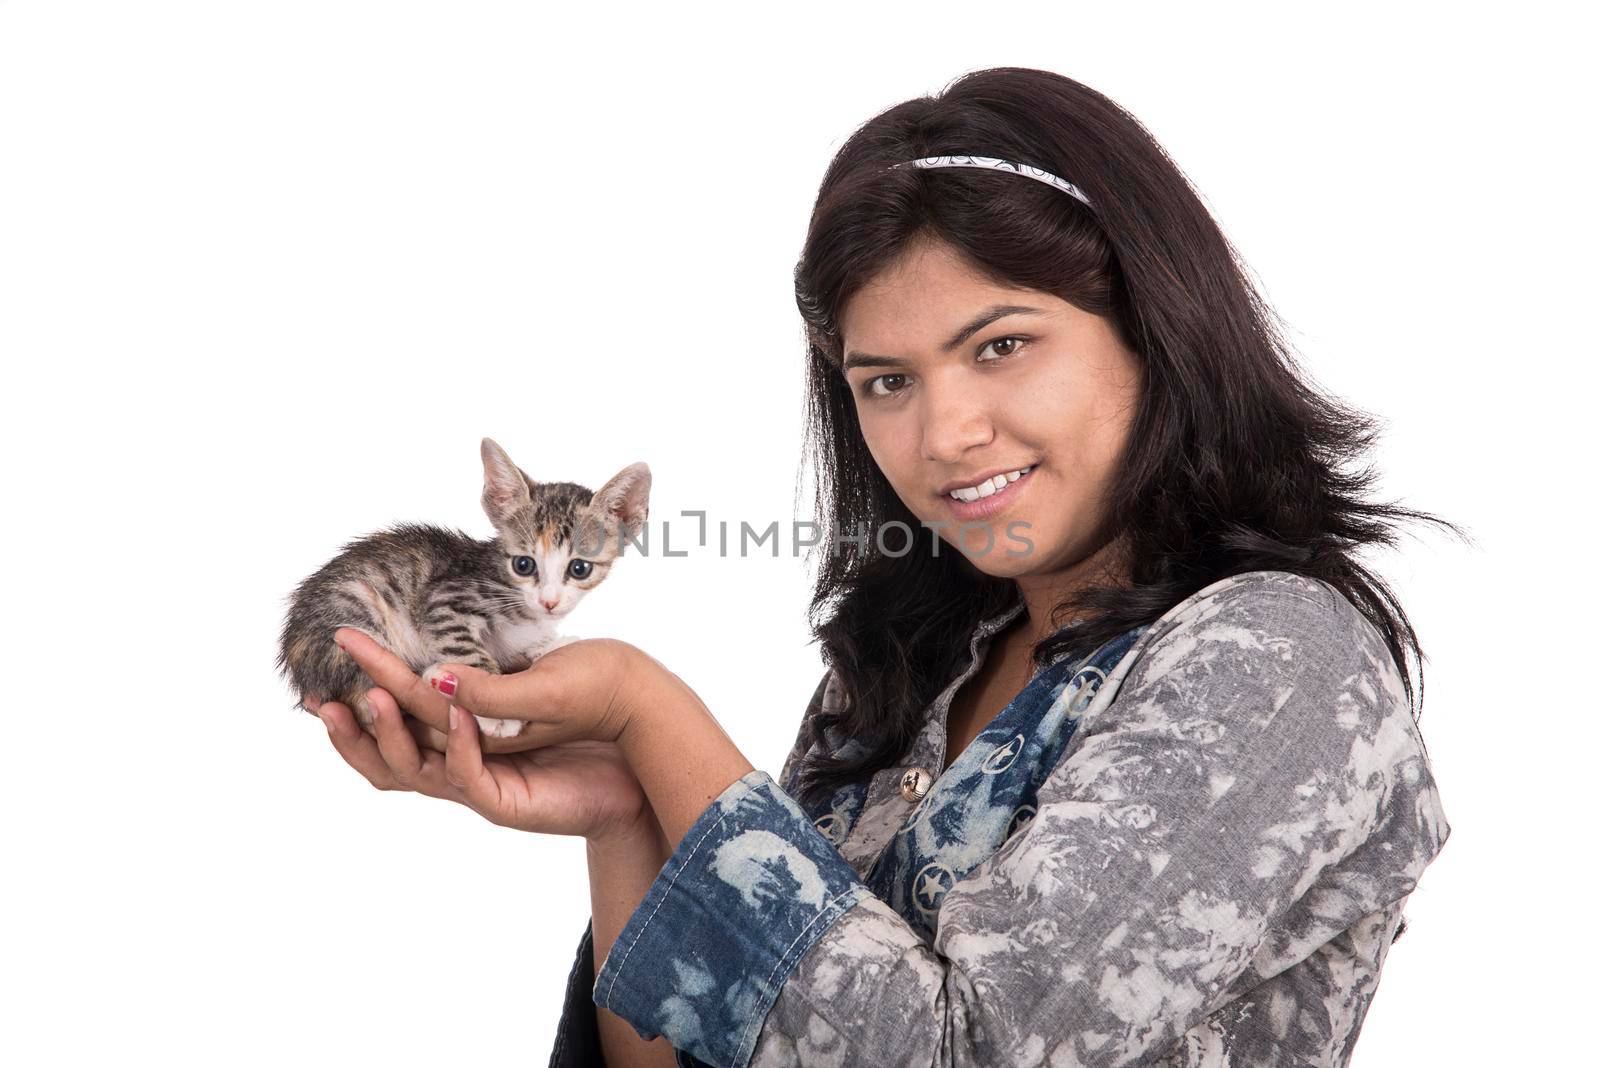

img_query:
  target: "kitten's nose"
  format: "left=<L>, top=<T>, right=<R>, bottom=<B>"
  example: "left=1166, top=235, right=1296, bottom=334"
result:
left=540, top=597, right=559, bottom=612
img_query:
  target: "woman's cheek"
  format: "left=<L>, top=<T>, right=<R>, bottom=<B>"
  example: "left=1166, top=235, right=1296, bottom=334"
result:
left=863, top=419, right=918, bottom=495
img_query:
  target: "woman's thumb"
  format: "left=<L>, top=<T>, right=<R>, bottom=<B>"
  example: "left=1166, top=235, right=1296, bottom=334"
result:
left=422, top=661, right=506, bottom=717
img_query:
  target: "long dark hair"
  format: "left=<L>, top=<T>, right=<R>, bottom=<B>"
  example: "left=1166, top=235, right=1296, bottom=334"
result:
left=787, top=67, right=1470, bottom=810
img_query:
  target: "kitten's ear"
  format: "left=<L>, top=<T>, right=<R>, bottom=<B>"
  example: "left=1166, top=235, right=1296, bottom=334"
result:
left=480, top=437, right=533, bottom=526
left=590, top=462, right=652, bottom=543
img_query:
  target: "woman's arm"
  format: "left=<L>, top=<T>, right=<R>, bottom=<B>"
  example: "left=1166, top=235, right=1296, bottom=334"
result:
left=588, top=814, right=679, bottom=1068
left=614, top=654, right=757, bottom=846
left=568, top=668, right=833, bottom=1068
left=595, top=576, right=1452, bottom=1067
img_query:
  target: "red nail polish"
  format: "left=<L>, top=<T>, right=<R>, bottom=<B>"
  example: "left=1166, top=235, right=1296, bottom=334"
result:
left=431, top=672, right=457, bottom=696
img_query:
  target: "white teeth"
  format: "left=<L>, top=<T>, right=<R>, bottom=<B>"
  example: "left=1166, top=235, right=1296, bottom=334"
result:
left=949, top=465, right=1034, bottom=503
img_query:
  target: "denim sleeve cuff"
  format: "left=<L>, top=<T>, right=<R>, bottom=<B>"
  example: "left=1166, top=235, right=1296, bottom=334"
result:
left=592, top=768, right=873, bottom=1068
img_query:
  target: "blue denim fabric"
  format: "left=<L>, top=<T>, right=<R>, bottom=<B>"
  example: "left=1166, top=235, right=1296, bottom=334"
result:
left=590, top=767, right=874, bottom=1067
left=579, top=626, right=1146, bottom=1068
left=546, top=920, right=603, bottom=1067
left=858, top=624, right=1147, bottom=943
left=546, top=920, right=718, bottom=1066
left=547, top=921, right=712, bottom=1067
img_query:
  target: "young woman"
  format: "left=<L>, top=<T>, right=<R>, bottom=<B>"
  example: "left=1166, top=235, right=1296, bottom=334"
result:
left=307, top=67, right=1455, bottom=1067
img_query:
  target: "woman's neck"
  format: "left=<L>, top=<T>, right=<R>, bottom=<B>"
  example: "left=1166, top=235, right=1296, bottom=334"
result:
left=1012, top=532, right=1131, bottom=646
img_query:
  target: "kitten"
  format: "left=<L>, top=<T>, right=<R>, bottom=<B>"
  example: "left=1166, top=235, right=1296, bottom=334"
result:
left=276, top=437, right=650, bottom=742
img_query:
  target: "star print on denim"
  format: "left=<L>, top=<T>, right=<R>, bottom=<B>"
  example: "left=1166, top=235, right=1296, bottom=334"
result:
left=862, top=624, right=1148, bottom=942
left=803, top=775, right=871, bottom=847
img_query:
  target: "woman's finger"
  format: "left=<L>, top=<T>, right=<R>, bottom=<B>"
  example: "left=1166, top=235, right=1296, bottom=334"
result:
left=317, top=700, right=400, bottom=791
left=420, top=658, right=567, bottom=722
left=331, top=627, right=452, bottom=734
left=407, top=716, right=450, bottom=754
left=367, top=687, right=457, bottom=797
left=443, top=703, right=503, bottom=815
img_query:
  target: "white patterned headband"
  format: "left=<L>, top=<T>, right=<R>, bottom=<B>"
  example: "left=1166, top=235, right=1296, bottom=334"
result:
left=890, top=155, right=1093, bottom=210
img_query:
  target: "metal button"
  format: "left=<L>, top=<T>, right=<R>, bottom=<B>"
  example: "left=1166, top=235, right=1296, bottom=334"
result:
left=899, top=766, right=934, bottom=802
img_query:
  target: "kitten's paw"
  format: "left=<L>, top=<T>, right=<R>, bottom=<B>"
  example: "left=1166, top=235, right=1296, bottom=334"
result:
left=474, top=715, right=526, bottom=739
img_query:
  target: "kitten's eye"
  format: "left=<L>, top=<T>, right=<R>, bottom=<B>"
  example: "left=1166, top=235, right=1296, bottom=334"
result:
left=511, top=555, right=537, bottom=577
left=567, top=559, right=593, bottom=580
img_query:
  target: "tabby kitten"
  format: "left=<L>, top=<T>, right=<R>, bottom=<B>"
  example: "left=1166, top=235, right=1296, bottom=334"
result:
left=276, top=437, right=650, bottom=742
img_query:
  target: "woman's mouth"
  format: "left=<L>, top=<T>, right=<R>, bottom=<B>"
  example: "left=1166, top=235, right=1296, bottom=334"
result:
left=941, top=464, right=1036, bottom=521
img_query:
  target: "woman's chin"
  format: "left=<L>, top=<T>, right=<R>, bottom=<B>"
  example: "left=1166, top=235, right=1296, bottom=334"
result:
left=940, top=528, right=1048, bottom=577
left=980, top=552, right=1050, bottom=579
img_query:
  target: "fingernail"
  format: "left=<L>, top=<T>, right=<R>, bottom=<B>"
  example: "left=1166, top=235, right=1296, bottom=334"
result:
left=430, top=671, right=458, bottom=697
left=448, top=705, right=460, bottom=730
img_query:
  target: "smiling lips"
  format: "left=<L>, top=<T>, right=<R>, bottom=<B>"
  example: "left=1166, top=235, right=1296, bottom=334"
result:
left=941, top=464, right=1037, bottom=521
left=946, top=464, right=1035, bottom=502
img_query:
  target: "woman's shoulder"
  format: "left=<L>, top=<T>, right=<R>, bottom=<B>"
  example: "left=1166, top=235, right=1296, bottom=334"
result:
left=1161, top=568, right=1358, bottom=628
left=1089, top=568, right=1433, bottom=781
left=1122, top=568, right=1397, bottom=694
left=1077, top=567, right=1451, bottom=894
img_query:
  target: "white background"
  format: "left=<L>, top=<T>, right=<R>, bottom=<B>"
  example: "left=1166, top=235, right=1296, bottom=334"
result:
left=3, top=2, right=1592, bottom=1064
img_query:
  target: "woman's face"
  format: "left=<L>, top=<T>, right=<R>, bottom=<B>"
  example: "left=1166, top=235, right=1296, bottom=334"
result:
left=838, top=236, right=1142, bottom=580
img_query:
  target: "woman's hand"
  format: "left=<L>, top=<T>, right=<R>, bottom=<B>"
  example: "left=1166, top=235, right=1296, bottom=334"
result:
left=310, top=689, right=656, bottom=842
left=317, top=626, right=756, bottom=851
left=328, top=627, right=641, bottom=754
left=309, top=627, right=654, bottom=841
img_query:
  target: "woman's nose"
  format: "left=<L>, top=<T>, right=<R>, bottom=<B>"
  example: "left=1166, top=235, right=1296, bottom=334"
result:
left=919, top=385, right=994, bottom=462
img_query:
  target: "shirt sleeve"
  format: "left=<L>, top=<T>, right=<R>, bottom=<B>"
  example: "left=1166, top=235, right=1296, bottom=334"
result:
left=593, top=580, right=1450, bottom=1067
left=560, top=667, right=836, bottom=1068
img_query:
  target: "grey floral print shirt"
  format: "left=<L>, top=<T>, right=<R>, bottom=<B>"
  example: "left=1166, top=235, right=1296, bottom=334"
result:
left=546, top=570, right=1450, bottom=1067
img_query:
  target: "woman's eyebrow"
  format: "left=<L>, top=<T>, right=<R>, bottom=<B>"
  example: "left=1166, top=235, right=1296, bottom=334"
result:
left=843, top=304, right=1047, bottom=370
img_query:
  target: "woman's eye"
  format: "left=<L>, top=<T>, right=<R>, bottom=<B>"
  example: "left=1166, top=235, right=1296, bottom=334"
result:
left=978, top=335, right=1028, bottom=361
left=511, top=555, right=537, bottom=577
left=862, top=337, right=1029, bottom=399
left=867, top=373, right=909, bottom=398
left=567, top=559, right=593, bottom=580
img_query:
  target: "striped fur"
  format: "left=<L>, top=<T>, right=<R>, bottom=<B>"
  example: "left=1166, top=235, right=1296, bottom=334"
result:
left=276, top=438, right=650, bottom=741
